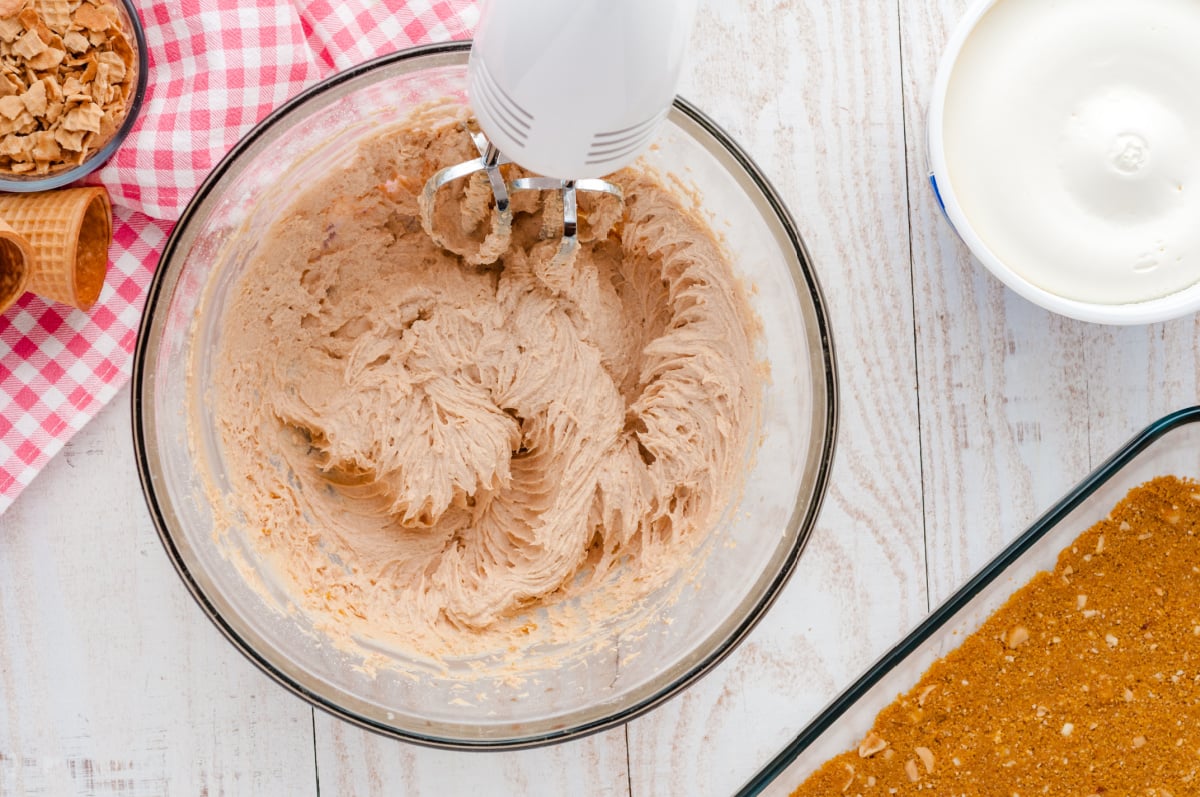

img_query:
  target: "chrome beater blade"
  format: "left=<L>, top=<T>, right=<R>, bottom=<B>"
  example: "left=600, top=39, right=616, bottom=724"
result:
left=419, top=129, right=514, bottom=265
left=509, top=177, right=624, bottom=269
left=419, top=130, right=624, bottom=268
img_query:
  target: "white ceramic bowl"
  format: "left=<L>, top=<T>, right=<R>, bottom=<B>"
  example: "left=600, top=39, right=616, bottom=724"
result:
left=927, top=0, right=1200, bottom=325
left=132, top=43, right=838, bottom=748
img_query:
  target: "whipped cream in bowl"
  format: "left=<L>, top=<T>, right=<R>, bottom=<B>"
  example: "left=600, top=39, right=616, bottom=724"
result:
left=928, top=0, right=1200, bottom=324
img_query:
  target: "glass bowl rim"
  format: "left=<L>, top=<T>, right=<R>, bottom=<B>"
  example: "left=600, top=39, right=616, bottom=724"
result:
left=131, top=39, right=840, bottom=750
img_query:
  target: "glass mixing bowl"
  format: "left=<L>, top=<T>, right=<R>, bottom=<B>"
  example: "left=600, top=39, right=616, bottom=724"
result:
left=132, top=42, right=837, bottom=749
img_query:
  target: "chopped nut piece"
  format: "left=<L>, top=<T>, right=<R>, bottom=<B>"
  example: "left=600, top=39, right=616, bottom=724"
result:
left=839, top=763, right=854, bottom=792
left=1062, top=722, right=1075, bottom=736
left=1004, top=625, right=1031, bottom=649
left=857, top=731, right=888, bottom=758
left=903, top=759, right=919, bottom=782
left=1133, top=735, right=1147, bottom=748
left=1106, top=633, right=1119, bottom=648
left=1077, top=594, right=1088, bottom=610
left=915, top=746, right=934, bottom=774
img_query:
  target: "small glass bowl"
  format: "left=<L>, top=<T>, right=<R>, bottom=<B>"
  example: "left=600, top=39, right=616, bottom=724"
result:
left=0, top=0, right=148, bottom=193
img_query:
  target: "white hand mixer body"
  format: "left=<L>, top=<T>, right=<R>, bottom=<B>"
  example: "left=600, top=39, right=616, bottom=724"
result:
left=470, top=0, right=698, bottom=180
left=420, top=0, right=698, bottom=266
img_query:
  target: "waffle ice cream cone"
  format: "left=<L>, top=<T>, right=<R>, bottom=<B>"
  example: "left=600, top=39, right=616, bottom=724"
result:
left=0, top=217, right=32, bottom=315
left=0, top=187, right=112, bottom=311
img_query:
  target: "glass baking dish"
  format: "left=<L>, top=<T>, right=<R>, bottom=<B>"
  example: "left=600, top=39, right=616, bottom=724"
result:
left=737, top=406, right=1200, bottom=796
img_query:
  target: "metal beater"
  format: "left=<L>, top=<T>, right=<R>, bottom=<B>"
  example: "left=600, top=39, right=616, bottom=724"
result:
left=420, top=0, right=698, bottom=267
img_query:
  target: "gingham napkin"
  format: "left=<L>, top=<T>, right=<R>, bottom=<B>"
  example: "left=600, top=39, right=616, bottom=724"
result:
left=0, top=0, right=479, bottom=514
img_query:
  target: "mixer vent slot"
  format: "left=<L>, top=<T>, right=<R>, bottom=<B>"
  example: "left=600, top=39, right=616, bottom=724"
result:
left=586, top=110, right=668, bottom=166
left=470, top=60, right=533, bottom=147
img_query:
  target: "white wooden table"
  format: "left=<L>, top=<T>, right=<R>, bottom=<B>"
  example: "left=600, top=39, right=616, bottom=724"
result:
left=3, top=1, right=1197, bottom=794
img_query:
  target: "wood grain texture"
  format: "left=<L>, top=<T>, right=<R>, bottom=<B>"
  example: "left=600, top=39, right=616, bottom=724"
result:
left=899, top=0, right=1092, bottom=605
left=1082, top=317, right=1200, bottom=462
left=312, top=718, right=628, bottom=796
left=0, top=390, right=318, bottom=797
left=6, top=1, right=1199, bottom=795
left=625, top=1, right=927, bottom=794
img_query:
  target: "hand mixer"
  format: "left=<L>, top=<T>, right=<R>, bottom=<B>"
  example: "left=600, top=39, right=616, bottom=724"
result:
left=421, top=0, right=699, bottom=267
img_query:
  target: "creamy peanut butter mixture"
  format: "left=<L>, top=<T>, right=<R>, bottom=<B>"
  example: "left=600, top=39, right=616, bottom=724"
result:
left=209, top=110, right=761, bottom=661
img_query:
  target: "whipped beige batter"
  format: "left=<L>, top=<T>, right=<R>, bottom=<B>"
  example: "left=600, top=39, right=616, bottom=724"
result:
left=210, top=109, right=761, bottom=661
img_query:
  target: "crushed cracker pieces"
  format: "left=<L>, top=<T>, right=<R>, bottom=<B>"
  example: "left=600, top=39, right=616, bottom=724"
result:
left=0, top=18, right=20, bottom=43
left=11, top=29, right=44, bottom=59
left=790, top=476, right=1200, bottom=796
left=0, top=131, right=23, bottom=154
left=59, top=27, right=84, bottom=52
left=20, top=75, right=43, bottom=112
left=34, top=0, right=73, bottom=29
left=26, top=43, right=63, bottom=71
left=61, top=98, right=97, bottom=132
left=71, top=3, right=106, bottom=32
left=51, top=121, right=80, bottom=149
left=0, top=91, right=20, bottom=118
left=0, top=0, right=134, bottom=176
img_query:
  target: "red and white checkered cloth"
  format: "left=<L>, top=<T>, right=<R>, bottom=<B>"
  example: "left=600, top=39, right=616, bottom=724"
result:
left=0, top=0, right=479, bottom=514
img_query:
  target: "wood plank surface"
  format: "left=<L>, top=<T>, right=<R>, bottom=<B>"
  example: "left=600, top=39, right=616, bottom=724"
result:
left=623, top=2, right=928, bottom=795
left=898, top=0, right=1093, bottom=605
left=312, top=719, right=629, bottom=796
left=0, top=390, right=318, bottom=797
left=4, top=0, right=1199, bottom=795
